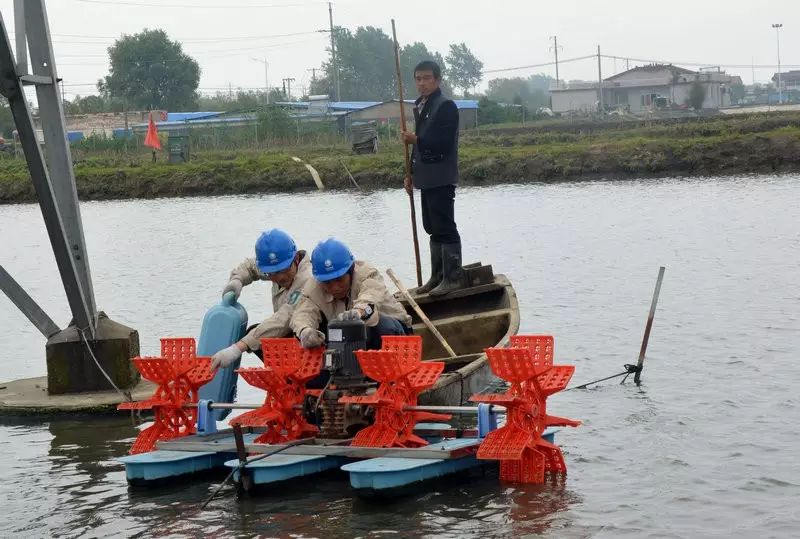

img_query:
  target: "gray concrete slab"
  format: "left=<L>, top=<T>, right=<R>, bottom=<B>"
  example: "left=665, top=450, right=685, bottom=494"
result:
left=0, top=376, right=155, bottom=416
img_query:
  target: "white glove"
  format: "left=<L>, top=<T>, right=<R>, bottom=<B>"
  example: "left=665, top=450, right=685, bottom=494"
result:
left=211, top=344, right=243, bottom=370
left=222, top=279, right=243, bottom=300
left=337, top=309, right=362, bottom=321
left=299, top=328, right=326, bottom=349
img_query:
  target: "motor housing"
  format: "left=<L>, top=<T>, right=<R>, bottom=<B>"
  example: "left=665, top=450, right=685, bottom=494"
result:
left=314, top=318, right=374, bottom=438
left=323, top=318, right=367, bottom=384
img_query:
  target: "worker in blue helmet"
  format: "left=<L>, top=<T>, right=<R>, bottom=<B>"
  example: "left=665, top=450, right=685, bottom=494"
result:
left=211, top=229, right=313, bottom=370
left=290, top=238, right=413, bottom=350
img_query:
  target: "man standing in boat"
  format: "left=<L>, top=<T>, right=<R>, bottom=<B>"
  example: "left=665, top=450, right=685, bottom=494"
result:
left=401, top=60, right=464, bottom=296
left=291, top=237, right=412, bottom=350
left=211, top=228, right=312, bottom=370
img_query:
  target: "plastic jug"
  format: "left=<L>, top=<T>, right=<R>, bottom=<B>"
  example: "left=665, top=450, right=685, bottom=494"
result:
left=197, top=292, right=248, bottom=420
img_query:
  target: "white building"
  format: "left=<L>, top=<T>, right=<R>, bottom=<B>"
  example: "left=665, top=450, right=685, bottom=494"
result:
left=551, top=64, right=736, bottom=113
left=773, top=70, right=800, bottom=92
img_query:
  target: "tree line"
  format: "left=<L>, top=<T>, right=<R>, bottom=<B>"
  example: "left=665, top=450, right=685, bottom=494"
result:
left=78, top=27, right=553, bottom=110
left=0, top=26, right=558, bottom=137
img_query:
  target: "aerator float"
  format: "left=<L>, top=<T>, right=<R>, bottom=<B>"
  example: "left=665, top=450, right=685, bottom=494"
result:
left=118, top=320, right=580, bottom=496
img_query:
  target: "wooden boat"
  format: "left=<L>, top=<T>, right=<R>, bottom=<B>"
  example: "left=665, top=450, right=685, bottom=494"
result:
left=400, top=263, right=520, bottom=406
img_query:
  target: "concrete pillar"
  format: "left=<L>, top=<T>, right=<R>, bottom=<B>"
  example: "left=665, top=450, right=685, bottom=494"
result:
left=45, top=312, right=140, bottom=395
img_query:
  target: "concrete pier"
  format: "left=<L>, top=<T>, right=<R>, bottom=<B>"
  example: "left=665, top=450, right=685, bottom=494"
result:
left=0, top=376, right=154, bottom=416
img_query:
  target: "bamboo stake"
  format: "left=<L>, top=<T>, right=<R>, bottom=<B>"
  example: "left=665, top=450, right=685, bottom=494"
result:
left=386, top=268, right=456, bottom=358
left=634, top=266, right=665, bottom=385
left=391, top=19, right=422, bottom=287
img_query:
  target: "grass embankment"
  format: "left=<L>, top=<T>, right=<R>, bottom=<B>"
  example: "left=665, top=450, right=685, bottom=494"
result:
left=1, top=112, right=800, bottom=204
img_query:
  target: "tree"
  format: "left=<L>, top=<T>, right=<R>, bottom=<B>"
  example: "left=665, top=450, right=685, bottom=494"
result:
left=477, top=96, right=518, bottom=125
left=730, top=83, right=746, bottom=105
left=101, top=29, right=200, bottom=110
left=62, top=94, right=126, bottom=115
left=308, top=27, right=457, bottom=101
left=486, top=76, right=550, bottom=109
left=527, top=73, right=555, bottom=93
left=400, top=42, right=452, bottom=97
left=688, top=80, right=707, bottom=110
left=311, top=26, right=395, bottom=100
left=446, top=43, right=483, bottom=96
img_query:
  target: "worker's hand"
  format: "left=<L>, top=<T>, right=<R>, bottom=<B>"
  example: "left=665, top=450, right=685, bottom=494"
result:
left=210, top=344, right=243, bottom=370
left=400, top=130, right=417, bottom=145
left=299, top=328, right=326, bottom=349
left=337, top=308, right=364, bottom=321
left=403, top=176, right=413, bottom=195
left=222, top=279, right=243, bottom=300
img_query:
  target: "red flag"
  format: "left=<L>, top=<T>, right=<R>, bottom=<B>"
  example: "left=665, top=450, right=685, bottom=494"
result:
left=144, top=115, right=162, bottom=150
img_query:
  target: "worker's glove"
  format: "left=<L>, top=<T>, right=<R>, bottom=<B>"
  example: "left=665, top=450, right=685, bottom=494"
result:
left=299, top=328, right=326, bottom=349
left=210, top=344, right=243, bottom=370
left=222, top=279, right=243, bottom=300
left=337, top=309, right=363, bottom=321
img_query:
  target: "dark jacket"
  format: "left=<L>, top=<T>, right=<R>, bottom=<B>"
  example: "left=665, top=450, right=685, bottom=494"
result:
left=411, top=88, right=459, bottom=189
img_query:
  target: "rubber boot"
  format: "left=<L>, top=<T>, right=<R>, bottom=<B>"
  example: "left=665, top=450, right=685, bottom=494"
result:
left=429, top=241, right=464, bottom=297
left=412, top=240, right=443, bottom=296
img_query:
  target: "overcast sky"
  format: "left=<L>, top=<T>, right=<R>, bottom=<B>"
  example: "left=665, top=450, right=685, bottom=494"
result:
left=1, top=0, right=797, bottom=104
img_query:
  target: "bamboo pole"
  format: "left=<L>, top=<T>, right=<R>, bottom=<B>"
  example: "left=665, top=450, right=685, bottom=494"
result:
left=386, top=268, right=457, bottom=358
left=391, top=19, right=423, bottom=287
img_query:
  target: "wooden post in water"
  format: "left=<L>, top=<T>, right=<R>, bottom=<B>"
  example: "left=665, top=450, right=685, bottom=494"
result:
left=634, top=266, right=665, bottom=385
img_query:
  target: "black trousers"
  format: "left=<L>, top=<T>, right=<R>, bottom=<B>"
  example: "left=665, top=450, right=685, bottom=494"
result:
left=420, top=184, right=460, bottom=244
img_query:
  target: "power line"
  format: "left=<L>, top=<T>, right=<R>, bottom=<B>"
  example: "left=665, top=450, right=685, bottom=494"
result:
left=482, top=54, right=595, bottom=75
left=9, top=30, right=327, bottom=44
left=54, top=36, right=327, bottom=66
left=76, top=0, right=325, bottom=8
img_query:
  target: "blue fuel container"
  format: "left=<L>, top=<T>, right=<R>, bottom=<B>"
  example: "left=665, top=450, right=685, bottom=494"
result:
left=198, top=292, right=248, bottom=420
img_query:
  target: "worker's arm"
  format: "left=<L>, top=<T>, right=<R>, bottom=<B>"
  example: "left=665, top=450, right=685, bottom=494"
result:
left=228, top=257, right=262, bottom=287
left=223, top=257, right=263, bottom=299
left=352, top=267, right=391, bottom=327
left=289, top=295, right=323, bottom=337
left=239, top=300, right=296, bottom=351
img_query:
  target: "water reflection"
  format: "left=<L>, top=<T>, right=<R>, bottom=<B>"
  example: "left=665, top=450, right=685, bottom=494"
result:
left=1, top=176, right=799, bottom=537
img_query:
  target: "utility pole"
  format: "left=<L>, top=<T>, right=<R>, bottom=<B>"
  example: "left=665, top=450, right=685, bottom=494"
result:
left=772, top=23, right=783, bottom=104
left=283, top=77, right=295, bottom=100
left=751, top=57, right=755, bottom=86
left=263, top=57, right=269, bottom=104
left=549, top=36, right=561, bottom=88
left=597, top=45, right=604, bottom=113
left=251, top=57, right=270, bottom=104
left=228, top=82, right=233, bottom=101
left=328, top=2, right=340, bottom=101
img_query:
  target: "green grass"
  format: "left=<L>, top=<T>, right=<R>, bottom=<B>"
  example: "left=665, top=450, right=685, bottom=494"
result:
left=1, top=112, right=799, bottom=203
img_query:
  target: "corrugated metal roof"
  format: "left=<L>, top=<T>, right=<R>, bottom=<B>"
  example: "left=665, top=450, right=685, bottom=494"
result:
left=453, top=100, right=479, bottom=110
left=166, top=111, right=223, bottom=122
left=273, top=101, right=310, bottom=109
left=131, top=115, right=256, bottom=132
left=330, top=101, right=383, bottom=111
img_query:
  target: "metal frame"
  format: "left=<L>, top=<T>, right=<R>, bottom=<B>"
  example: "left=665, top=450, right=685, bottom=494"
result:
left=0, top=1, right=97, bottom=338
left=157, top=429, right=482, bottom=460
left=0, top=265, right=59, bottom=337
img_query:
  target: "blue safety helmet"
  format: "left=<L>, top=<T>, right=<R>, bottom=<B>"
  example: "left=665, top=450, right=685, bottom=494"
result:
left=255, top=229, right=297, bottom=274
left=311, top=238, right=355, bottom=282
